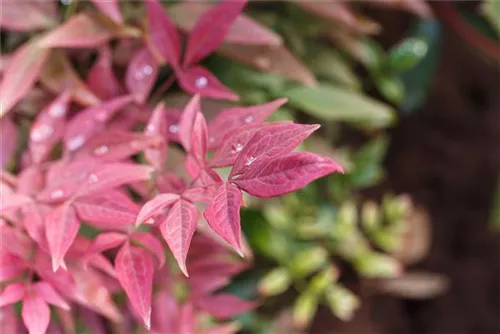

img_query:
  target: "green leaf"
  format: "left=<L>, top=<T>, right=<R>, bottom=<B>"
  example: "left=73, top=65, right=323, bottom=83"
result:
left=386, top=37, right=429, bottom=73
left=285, top=84, right=396, bottom=128
left=374, top=74, right=406, bottom=104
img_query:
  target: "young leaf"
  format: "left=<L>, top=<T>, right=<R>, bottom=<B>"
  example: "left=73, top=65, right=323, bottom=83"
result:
left=135, top=193, right=180, bottom=227
left=91, top=0, right=123, bottom=24
left=131, top=233, right=166, bottom=268
left=0, top=282, right=25, bottom=307
left=22, top=293, right=51, bottom=334
left=145, top=0, right=181, bottom=66
left=178, top=94, right=201, bottom=152
left=45, top=203, right=80, bottom=271
left=0, top=38, right=50, bottom=117
left=231, top=152, right=343, bottom=198
left=84, top=232, right=128, bottom=261
left=74, top=199, right=136, bottom=229
left=87, top=46, right=122, bottom=100
left=191, top=112, right=208, bottom=166
left=230, top=123, right=320, bottom=178
left=115, top=243, right=154, bottom=329
left=207, top=98, right=287, bottom=149
left=203, top=182, right=243, bottom=254
left=194, top=293, right=257, bottom=319
left=0, top=193, right=33, bottom=213
left=183, top=0, right=247, bottom=66
left=0, top=116, right=17, bottom=168
left=32, top=282, right=70, bottom=311
left=0, top=253, right=27, bottom=282
left=126, top=47, right=159, bottom=104
left=0, top=1, right=57, bottom=31
left=144, top=104, right=168, bottom=170
left=177, top=66, right=239, bottom=101
left=159, top=199, right=199, bottom=276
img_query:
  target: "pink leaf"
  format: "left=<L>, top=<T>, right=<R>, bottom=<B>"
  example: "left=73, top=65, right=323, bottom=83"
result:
left=178, top=94, right=201, bottom=152
left=0, top=1, right=57, bottom=31
left=0, top=282, right=25, bottom=307
left=0, top=116, right=17, bottom=168
left=182, top=184, right=217, bottom=203
left=115, top=243, right=154, bottom=330
left=145, top=0, right=181, bottom=66
left=177, top=66, right=238, bottom=101
left=0, top=38, right=50, bottom=117
left=84, top=232, right=128, bottom=261
left=74, top=199, right=136, bottom=229
left=0, top=193, right=33, bottom=213
left=45, top=203, right=80, bottom=272
left=194, top=293, right=257, bottom=319
left=22, top=204, right=50, bottom=251
left=0, top=305, right=19, bottom=334
left=183, top=0, right=247, bottom=66
left=126, top=47, right=159, bottom=104
left=131, top=233, right=166, bottom=268
left=203, top=182, right=243, bottom=254
left=91, top=0, right=123, bottom=24
left=40, top=13, right=114, bottom=48
left=22, top=293, right=50, bottom=334
left=64, top=95, right=133, bottom=152
left=191, top=112, right=208, bottom=166
left=135, top=193, right=180, bottom=227
left=0, top=220, right=32, bottom=260
left=151, top=290, right=179, bottom=334
left=231, top=152, right=343, bottom=198
left=207, top=98, right=287, bottom=149
left=32, top=282, right=70, bottom=311
left=29, top=92, right=72, bottom=164
left=87, top=46, right=122, bottom=100
left=229, top=123, right=320, bottom=178
left=144, top=104, right=168, bottom=170
left=0, top=253, right=27, bottom=282
left=159, top=199, right=199, bottom=276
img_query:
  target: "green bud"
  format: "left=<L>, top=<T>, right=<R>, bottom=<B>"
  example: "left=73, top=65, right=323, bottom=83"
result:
left=289, top=247, right=328, bottom=278
left=361, top=201, right=381, bottom=232
left=337, top=201, right=358, bottom=228
left=325, top=284, right=360, bottom=321
left=258, top=268, right=292, bottom=297
left=375, top=74, right=405, bottom=104
left=263, top=205, right=290, bottom=230
left=387, top=37, right=428, bottom=73
left=308, top=266, right=338, bottom=295
left=384, top=194, right=412, bottom=225
left=372, top=229, right=402, bottom=253
left=354, top=252, right=402, bottom=278
left=293, top=291, right=318, bottom=329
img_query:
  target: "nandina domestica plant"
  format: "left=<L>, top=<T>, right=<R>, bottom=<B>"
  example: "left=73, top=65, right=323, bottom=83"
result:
left=0, top=1, right=343, bottom=332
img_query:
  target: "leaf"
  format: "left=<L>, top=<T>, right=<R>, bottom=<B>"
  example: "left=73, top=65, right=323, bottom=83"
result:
left=29, top=92, right=72, bottom=164
left=387, top=37, right=429, bottom=73
left=32, top=282, right=70, bottom=310
left=229, top=122, right=320, bottom=178
left=0, top=1, right=57, bottom=31
left=0, top=116, right=17, bottom=168
left=194, top=293, right=257, bottom=319
left=39, top=13, right=114, bottom=48
left=207, top=98, right=287, bottom=149
left=0, top=193, right=33, bottom=213
left=231, top=152, right=343, bottom=198
left=125, top=47, right=158, bottom=104
left=0, top=282, right=25, bottom=307
left=183, top=0, right=247, bottom=66
left=178, top=94, right=201, bottom=152
left=135, top=193, right=180, bottom=227
left=169, top=2, right=281, bottom=46
left=217, top=43, right=317, bottom=86
left=0, top=253, right=27, bottom=282
left=285, top=84, right=396, bottom=128
left=177, top=66, right=239, bottom=101
left=0, top=38, right=50, bottom=117
left=203, top=182, right=243, bottom=254
left=45, top=203, right=80, bottom=271
left=131, top=233, right=166, bottom=268
left=191, top=112, right=208, bottom=166
left=91, top=0, right=123, bottom=24
left=22, top=293, right=50, bottom=334
left=159, top=199, right=199, bottom=276
left=144, top=104, right=168, bottom=170
left=84, top=232, right=128, bottom=261
left=115, top=243, right=154, bottom=329
left=74, top=199, right=136, bottom=228
left=87, top=46, right=122, bottom=100
left=40, top=50, right=100, bottom=107
left=145, top=0, right=181, bottom=66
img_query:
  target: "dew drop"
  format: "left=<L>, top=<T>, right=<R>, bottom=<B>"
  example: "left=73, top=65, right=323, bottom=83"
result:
left=88, top=173, right=99, bottom=184
left=245, top=156, right=256, bottom=166
left=169, top=124, right=179, bottom=133
left=94, top=145, right=109, bottom=156
left=195, top=76, right=208, bottom=89
left=94, top=110, right=108, bottom=122
left=209, top=137, right=215, bottom=143
left=146, top=124, right=156, bottom=132
left=244, top=115, right=254, bottom=124
left=233, top=143, right=244, bottom=153
left=50, top=189, right=65, bottom=199
left=143, top=65, right=153, bottom=75
left=67, top=135, right=85, bottom=151
left=31, top=124, right=54, bottom=142
left=49, top=105, right=66, bottom=118
left=413, top=40, right=428, bottom=57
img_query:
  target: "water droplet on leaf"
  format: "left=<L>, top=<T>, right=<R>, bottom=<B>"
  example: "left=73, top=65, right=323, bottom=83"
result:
left=67, top=136, right=85, bottom=151
left=245, top=156, right=256, bottom=166
left=195, top=76, right=208, bottom=89
left=169, top=124, right=179, bottom=133
left=244, top=116, right=254, bottom=124
left=31, top=124, right=54, bottom=142
left=94, top=145, right=109, bottom=156
left=51, top=189, right=65, bottom=199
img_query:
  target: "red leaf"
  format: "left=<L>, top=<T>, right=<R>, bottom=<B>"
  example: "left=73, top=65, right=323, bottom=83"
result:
left=91, top=0, right=123, bottom=24
left=203, top=182, right=243, bottom=254
left=0, top=193, right=33, bottom=214
left=135, top=193, right=180, bottom=227
left=84, top=232, right=127, bottom=261
left=144, top=104, right=168, bottom=170
left=87, top=46, right=122, bottom=100
left=45, top=203, right=80, bottom=272
left=32, top=281, right=70, bottom=311
left=0, top=282, right=25, bottom=307
left=231, top=152, right=343, bottom=198
left=115, top=243, right=154, bottom=329
left=145, top=0, right=181, bottom=66
left=178, top=94, right=201, bottom=152
left=74, top=199, right=137, bottom=229
left=22, top=292, right=50, bottom=334
left=159, top=199, right=199, bottom=276
left=191, top=112, right=208, bottom=166
left=40, top=13, right=114, bottom=48
left=182, top=184, right=217, bottom=203
left=207, top=98, right=287, bottom=149
left=0, top=1, right=57, bottom=31
left=131, top=233, right=166, bottom=268
left=64, top=95, right=133, bottom=152
left=183, top=0, right=247, bottom=66
left=229, top=123, right=320, bottom=178
left=177, top=66, right=238, bottom=101
left=0, top=116, right=17, bottom=168
left=0, top=38, right=50, bottom=117
left=126, top=47, right=158, bottom=104
left=29, top=92, right=72, bottom=164
left=194, top=293, right=257, bottom=319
